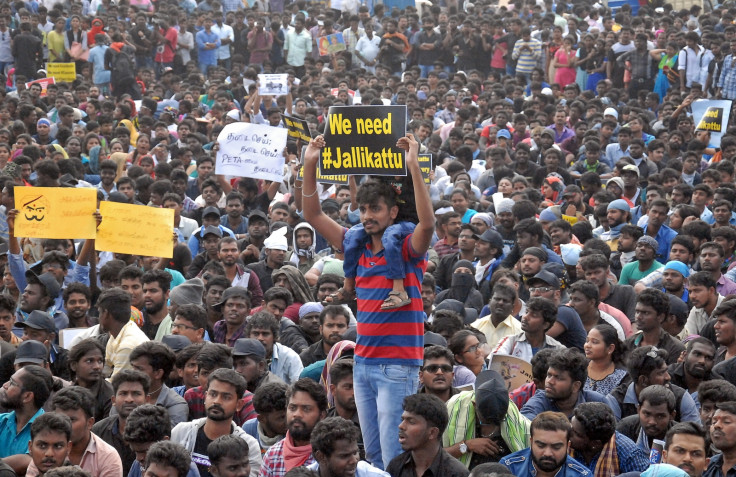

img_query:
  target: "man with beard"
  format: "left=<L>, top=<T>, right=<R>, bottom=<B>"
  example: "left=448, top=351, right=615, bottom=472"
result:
left=243, top=383, right=288, bottom=454
left=521, top=348, right=608, bottom=420
left=62, top=283, right=92, bottom=328
left=261, top=378, right=328, bottom=477
left=387, top=393, right=467, bottom=477
left=645, top=199, right=678, bottom=264
left=0, top=365, right=52, bottom=457
left=326, top=359, right=361, bottom=458
left=418, top=346, right=459, bottom=403
left=204, top=276, right=229, bottom=329
left=310, top=417, right=387, bottom=477
left=682, top=272, right=723, bottom=339
left=140, top=270, right=172, bottom=340
left=601, top=199, right=632, bottom=253
left=172, top=368, right=261, bottom=477
left=661, top=261, right=691, bottom=308
left=218, top=238, right=263, bottom=306
left=668, top=338, right=716, bottom=395
left=238, top=210, right=269, bottom=266
left=300, top=306, right=350, bottom=367
left=232, top=339, right=284, bottom=394
left=569, top=402, right=649, bottom=475
left=699, top=243, right=736, bottom=297
left=617, top=385, right=678, bottom=454
left=26, top=412, right=72, bottom=476
left=493, top=199, right=516, bottom=253
left=618, top=236, right=663, bottom=286
left=663, top=422, right=710, bottom=477
left=501, top=411, right=588, bottom=477
left=212, top=287, right=251, bottom=348
left=92, top=369, right=150, bottom=476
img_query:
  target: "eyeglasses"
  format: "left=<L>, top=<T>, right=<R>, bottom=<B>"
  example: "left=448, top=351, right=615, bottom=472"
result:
left=422, top=364, right=453, bottom=373
left=172, top=322, right=199, bottom=331
left=463, top=344, right=481, bottom=354
left=529, top=286, right=554, bottom=293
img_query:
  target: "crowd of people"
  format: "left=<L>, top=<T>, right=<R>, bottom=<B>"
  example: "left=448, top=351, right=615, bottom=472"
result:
left=1, top=0, right=736, bottom=477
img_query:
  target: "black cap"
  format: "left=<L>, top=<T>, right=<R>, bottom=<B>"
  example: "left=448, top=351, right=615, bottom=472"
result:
left=15, top=340, right=48, bottom=365
left=435, top=299, right=478, bottom=325
left=25, top=270, right=61, bottom=300
left=526, top=270, right=560, bottom=289
left=214, top=286, right=250, bottom=311
left=202, top=225, right=223, bottom=238
left=478, top=229, right=504, bottom=250
left=474, top=370, right=510, bottom=424
left=161, top=334, right=192, bottom=352
left=424, top=331, right=447, bottom=347
left=16, top=310, right=56, bottom=333
left=232, top=338, right=266, bottom=358
left=248, top=209, right=268, bottom=223
left=202, top=206, right=221, bottom=218
left=321, top=199, right=340, bottom=212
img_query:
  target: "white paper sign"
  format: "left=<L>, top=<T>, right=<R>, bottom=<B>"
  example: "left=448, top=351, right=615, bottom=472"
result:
left=216, top=122, right=288, bottom=182
left=258, top=73, right=288, bottom=96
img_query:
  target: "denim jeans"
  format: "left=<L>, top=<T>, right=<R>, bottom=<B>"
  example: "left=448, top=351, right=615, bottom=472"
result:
left=419, top=64, right=433, bottom=78
left=354, top=361, right=420, bottom=470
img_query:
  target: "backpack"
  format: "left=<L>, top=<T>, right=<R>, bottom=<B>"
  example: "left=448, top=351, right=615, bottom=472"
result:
left=112, top=48, right=133, bottom=80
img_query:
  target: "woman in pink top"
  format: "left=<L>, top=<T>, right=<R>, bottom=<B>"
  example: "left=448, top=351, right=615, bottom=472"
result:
left=552, top=36, right=577, bottom=88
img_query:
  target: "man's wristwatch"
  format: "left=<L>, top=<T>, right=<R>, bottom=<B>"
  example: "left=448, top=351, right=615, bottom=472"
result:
left=459, top=441, right=468, bottom=454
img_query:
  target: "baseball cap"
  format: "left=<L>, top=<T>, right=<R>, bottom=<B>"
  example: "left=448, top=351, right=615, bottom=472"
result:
left=15, top=340, right=48, bottom=365
left=496, top=129, right=511, bottom=139
left=214, top=286, right=250, bottom=311
left=24, top=271, right=61, bottom=301
left=474, top=371, right=510, bottom=423
left=435, top=299, right=478, bottom=325
left=478, top=229, right=503, bottom=250
left=248, top=209, right=268, bottom=223
left=17, top=310, right=56, bottom=333
left=563, top=184, right=582, bottom=197
left=202, top=225, right=223, bottom=238
left=423, top=331, right=447, bottom=347
left=526, top=270, right=560, bottom=289
left=622, top=164, right=640, bottom=177
left=161, top=334, right=191, bottom=352
left=202, top=206, right=221, bottom=218
left=232, top=338, right=266, bottom=359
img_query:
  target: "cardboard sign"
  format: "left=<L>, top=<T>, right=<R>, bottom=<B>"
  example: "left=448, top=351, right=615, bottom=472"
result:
left=46, top=62, right=76, bottom=82
left=489, top=354, right=533, bottom=391
left=215, top=122, right=288, bottom=182
left=25, top=77, right=55, bottom=97
left=418, top=153, right=432, bottom=184
left=258, top=73, right=288, bottom=96
left=14, top=187, right=96, bottom=239
left=96, top=202, right=175, bottom=258
left=297, top=165, right=348, bottom=185
left=692, top=99, right=733, bottom=148
left=282, top=114, right=311, bottom=142
left=321, top=105, right=407, bottom=177
left=318, top=32, right=346, bottom=56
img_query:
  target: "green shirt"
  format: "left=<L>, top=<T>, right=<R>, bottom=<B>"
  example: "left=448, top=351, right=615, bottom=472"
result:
left=618, top=260, right=664, bottom=286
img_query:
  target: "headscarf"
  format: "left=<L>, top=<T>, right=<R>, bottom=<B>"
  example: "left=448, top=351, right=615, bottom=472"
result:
left=108, top=152, right=129, bottom=181
left=118, top=119, right=138, bottom=147
left=49, top=144, right=68, bottom=159
left=541, top=176, right=564, bottom=206
left=87, top=18, right=104, bottom=45
left=271, top=265, right=313, bottom=307
left=320, top=340, right=356, bottom=408
left=448, top=260, right=477, bottom=304
left=471, top=212, right=493, bottom=228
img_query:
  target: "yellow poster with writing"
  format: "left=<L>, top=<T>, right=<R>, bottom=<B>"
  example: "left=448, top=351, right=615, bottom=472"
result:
left=14, top=187, right=97, bottom=239
left=96, top=202, right=175, bottom=258
left=46, top=63, right=76, bottom=82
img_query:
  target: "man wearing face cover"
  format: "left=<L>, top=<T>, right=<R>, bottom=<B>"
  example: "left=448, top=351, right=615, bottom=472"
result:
left=288, top=223, right=318, bottom=274
left=443, top=371, right=531, bottom=468
left=434, top=260, right=484, bottom=313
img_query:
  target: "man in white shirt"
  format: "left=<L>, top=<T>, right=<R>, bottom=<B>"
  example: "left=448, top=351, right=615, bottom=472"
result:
left=355, top=23, right=380, bottom=74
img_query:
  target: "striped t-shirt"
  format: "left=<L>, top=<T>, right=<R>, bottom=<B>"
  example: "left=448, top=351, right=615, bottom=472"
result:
left=348, top=232, right=427, bottom=366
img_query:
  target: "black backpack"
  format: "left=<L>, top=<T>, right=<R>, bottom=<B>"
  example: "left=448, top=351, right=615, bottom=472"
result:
left=112, top=48, right=133, bottom=80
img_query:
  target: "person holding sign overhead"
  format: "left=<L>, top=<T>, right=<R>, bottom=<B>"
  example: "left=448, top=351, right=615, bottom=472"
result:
left=302, top=133, right=434, bottom=470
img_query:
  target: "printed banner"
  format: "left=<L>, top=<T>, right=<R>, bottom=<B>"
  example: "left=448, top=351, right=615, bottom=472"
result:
left=258, top=73, right=288, bottom=96
left=489, top=354, right=533, bottom=391
left=692, top=99, right=732, bottom=147
left=14, top=187, right=96, bottom=239
left=320, top=105, right=407, bottom=176
left=96, top=202, right=175, bottom=258
left=46, top=62, right=76, bottom=82
left=282, top=114, right=311, bottom=142
left=318, top=32, right=346, bottom=56
left=418, top=153, right=432, bottom=184
left=216, top=122, right=288, bottom=182
left=25, top=77, right=55, bottom=97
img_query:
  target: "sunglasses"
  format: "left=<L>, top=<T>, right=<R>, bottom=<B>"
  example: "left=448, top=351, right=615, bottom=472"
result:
left=422, top=364, right=453, bottom=373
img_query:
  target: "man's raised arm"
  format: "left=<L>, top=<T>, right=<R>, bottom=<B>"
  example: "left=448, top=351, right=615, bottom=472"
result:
left=301, top=135, right=345, bottom=250
left=401, top=133, right=435, bottom=255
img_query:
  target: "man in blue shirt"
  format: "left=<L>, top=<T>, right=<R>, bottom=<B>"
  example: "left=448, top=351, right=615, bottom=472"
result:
left=520, top=348, right=608, bottom=420
left=0, top=365, right=51, bottom=458
left=195, top=16, right=221, bottom=75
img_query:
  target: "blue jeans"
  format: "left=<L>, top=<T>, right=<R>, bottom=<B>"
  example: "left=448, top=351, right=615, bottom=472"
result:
left=343, top=221, right=415, bottom=280
left=419, top=64, right=433, bottom=78
left=354, top=361, right=419, bottom=469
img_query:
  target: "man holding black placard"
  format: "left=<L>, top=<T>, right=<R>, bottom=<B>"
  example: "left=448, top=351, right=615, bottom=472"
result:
left=302, top=132, right=434, bottom=470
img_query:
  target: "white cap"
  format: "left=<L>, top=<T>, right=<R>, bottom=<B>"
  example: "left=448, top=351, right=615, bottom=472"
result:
left=263, top=227, right=288, bottom=251
left=226, top=109, right=240, bottom=121
left=541, top=87, right=553, bottom=96
left=604, top=107, right=619, bottom=119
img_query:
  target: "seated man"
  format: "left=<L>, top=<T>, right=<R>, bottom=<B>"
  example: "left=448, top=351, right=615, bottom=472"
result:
left=520, top=348, right=608, bottom=419
left=208, top=435, right=253, bottom=477
left=144, top=441, right=192, bottom=477
left=311, top=417, right=390, bottom=477
left=500, top=411, right=589, bottom=477
left=662, top=422, right=710, bottom=477
left=26, top=413, right=73, bottom=477
left=242, top=382, right=288, bottom=454
left=443, top=371, right=530, bottom=468
left=492, top=297, right=566, bottom=362
left=569, top=402, right=649, bottom=475
left=616, top=385, right=678, bottom=454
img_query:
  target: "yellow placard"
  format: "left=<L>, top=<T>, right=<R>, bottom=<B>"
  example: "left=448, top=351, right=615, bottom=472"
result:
left=96, top=202, right=175, bottom=258
left=46, top=62, right=76, bottom=82
left=14, top=186, right=96, bottom=239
